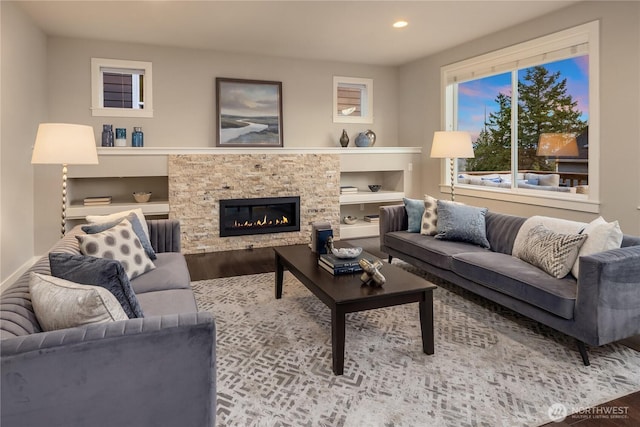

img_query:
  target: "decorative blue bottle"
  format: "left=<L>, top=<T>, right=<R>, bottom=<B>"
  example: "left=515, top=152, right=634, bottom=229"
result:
left=132, top=127, right=144, bottom=147
left=101, top=124, right=114, bottom=147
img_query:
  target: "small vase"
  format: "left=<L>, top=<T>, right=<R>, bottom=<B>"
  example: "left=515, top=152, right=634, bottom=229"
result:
left=101, top=124, right=114, bottom=147
left=339, top=129, right=349, bottom=147
left=115, top=128, right=127, bottom=147
left=355, top=132, right=371, bottom=147
left=132, top=127, right=144, bottom=147
left=365, top=129, right=376, bottom=146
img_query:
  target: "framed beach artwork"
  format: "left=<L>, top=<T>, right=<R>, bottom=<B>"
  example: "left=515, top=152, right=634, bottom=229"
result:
left=216, top=78, right=283, bottom=147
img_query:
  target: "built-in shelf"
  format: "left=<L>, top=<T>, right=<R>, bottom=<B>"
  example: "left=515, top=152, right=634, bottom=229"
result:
left=339, top=190, right=405, bottom=205
left=66, top=201, right=170, bottom=220
left=339, top=222, right=380, bottom=240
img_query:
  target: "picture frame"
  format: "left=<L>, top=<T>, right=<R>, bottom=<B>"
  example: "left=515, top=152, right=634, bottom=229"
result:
left=216, top=77, right=283, bottom=147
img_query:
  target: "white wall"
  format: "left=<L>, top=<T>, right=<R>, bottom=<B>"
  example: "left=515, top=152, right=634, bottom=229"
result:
left=400, top=1, right=640, bottom=234
left=32, top=37, right=400, bottom=252
left=0, top=2, right=47, bottom=283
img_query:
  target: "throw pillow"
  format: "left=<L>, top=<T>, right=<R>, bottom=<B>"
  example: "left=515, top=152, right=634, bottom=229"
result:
left=570, top=217, right=623, bottom=278
left=435, top=200, right=490, bottom=248
left=77, top=218, right=155, bottom=280
left=82, top=212, right=156, bottom=260
left=420, top=194, right=439, bottom=236
left=403, top=197, right=425, bottom=233
left=29, top=272, right=128, bottom=332
left=86, top=208, right=149, bottom=240
left=517, top=224, right=587, bottom=278
left=49, top=252, right=144, bottom=319
left=512, top=216, right=586, bottom=259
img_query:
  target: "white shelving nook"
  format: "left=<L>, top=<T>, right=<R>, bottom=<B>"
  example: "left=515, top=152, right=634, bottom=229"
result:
left=65, top=146, right=422, bottom=238
left=339, top=147, right=422, bottom=239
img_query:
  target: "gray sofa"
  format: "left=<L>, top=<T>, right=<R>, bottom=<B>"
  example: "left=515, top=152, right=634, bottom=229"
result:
left=380, top=205, right=640, bottom=365
left=0, top=219, right=216, bottom=427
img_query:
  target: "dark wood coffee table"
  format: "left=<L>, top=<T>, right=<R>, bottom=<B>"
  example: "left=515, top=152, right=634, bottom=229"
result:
left=274, top=244, right=436, bottom=375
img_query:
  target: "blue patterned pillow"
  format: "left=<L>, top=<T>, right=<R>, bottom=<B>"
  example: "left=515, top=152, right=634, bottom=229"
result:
left=403, top=197, right=425, bottom=233
left=49, top=252, right=144, bottom=318
left=435, top=200, right=490, bottom=248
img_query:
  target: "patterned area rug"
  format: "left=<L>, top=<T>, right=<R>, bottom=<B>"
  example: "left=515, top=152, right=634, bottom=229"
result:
left=193, top=263, right=640, bottom=427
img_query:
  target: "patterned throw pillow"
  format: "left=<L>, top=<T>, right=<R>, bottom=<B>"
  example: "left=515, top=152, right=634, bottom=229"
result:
left=435, top=200, right=490, bottom=248
left=82, top=212, right=156, bottom=260
left=86, top=208, right=149, bottom=240
left=420, top=194, right=439, bottom=236
left=517, top=224, right=587, bottom=278
left=29, top=272, right=128, bottom=332
left=77, top=219, right=155, bottom=280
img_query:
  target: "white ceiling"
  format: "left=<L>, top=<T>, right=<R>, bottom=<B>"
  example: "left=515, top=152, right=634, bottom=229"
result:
left=16, top=0, right=578, bottom=66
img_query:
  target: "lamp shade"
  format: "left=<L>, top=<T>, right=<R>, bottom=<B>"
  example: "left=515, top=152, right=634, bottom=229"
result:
left=430, top=131, right=474, bottom=159
left=536, top=133, right=578, bottom=157
left=31, top=123, right=99, bottom=165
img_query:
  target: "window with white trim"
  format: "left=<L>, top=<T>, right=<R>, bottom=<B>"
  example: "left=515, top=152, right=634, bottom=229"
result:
left=441, top=21, right=599, bottom=211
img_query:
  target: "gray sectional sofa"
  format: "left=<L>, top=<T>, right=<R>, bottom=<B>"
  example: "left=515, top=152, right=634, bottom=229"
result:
left=380, top=205, right=640, bottom=365
left=0, top=219, right=216, bottom=427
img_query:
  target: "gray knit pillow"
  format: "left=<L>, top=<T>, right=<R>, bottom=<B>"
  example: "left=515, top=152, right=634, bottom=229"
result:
left=517, top=224, right=587, bottom=278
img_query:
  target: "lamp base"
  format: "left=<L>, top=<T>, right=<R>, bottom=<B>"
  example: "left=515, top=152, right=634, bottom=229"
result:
left=61, top=164, right=67, bottom=237
left=449, top=157, right=456, bottom=201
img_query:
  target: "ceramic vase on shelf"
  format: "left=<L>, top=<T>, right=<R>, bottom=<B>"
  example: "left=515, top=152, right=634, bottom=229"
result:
left=115, top=128, right=127, bottom=147
left=132, top=127, right=144, bottom=147
left=355, top=131, right=372, bottom=147
left=339, top=129, right=349, bottom=147
left=101, top=124, right=114, bottom=147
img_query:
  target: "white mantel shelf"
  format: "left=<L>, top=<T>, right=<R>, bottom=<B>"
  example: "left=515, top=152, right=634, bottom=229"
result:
left=96, top=146, right=422, bottom=156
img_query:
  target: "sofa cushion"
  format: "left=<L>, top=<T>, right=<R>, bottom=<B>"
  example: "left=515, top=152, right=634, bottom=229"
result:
left=135, top=289, right=198, bottom=316
left=435, top=200, right=490, bottom=248
left=384, top=231, right=488, bottom=271
left=29, top=273, right=128, bottom=331
left=451, top=252, right=577, bottom=319
left=77, top=219, right=155, bottom=280
left=130, top=252, right=191, bottom=295
left=571, top=217, right=623, bottom=277
left=49, top=252, right=144, bottom=319
left=525, top=172, right=559, bottom=186
left=485, top=211, right=527, bottom=255
left=403, top=197, right=424, bottom=233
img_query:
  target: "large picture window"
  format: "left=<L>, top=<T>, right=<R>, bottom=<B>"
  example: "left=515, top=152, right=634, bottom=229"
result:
left=442, top=21, right=599, bottom=212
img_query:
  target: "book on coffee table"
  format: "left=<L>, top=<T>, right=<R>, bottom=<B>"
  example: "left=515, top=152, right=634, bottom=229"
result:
left=318, top=260, right=363, bottom=275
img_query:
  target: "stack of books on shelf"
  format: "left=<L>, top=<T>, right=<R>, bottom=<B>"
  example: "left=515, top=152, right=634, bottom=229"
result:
left=318, top=252, right=368, bottom=275
left=340, top=186, right=358, bottom=194
left=83, top=196, right=112, bottom=206
left=364, top=214, right=379, bottom=223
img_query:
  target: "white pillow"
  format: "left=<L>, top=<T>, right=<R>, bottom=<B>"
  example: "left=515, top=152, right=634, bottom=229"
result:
left=77, top=218, right=156, bottom=280
left=571, top=217, right=623, bottom=278
left=86, top=208, right=149, bottom=240
left=29, top=272, right=128, bottom=332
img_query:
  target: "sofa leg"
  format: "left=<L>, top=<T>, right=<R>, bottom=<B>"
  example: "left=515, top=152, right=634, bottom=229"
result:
left=387, top=255, right=393, bottom=263
left=577, top=341, right=590, bottom=366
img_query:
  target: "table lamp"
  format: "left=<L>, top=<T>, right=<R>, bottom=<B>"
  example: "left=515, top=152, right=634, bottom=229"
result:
left=430, top=131, right=474, bottom=201
left=31, top=123, right=99, bottom=236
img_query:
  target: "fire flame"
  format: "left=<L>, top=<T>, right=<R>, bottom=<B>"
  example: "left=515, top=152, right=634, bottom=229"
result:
left=233, top=215, right=289, bottom=228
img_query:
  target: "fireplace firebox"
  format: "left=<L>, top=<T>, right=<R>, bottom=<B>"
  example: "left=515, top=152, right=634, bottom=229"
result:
left=219, top=196, right=300, bottom=237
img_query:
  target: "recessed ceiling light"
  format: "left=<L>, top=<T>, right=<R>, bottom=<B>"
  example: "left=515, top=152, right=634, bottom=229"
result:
left=393, top=20, right=408, bottom=29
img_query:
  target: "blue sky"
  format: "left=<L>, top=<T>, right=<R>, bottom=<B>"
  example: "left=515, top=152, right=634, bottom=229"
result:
left=457, top=56, right=589, bottom=141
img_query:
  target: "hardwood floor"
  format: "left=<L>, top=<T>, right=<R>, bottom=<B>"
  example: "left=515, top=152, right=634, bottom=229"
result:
left=185, top=237, right=640, bottom=426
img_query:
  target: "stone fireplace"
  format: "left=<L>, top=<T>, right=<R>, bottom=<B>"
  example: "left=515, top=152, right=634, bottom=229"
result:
left=168, top=153, right=340, bottom=253
left=219, top=196, right=300, bottom=237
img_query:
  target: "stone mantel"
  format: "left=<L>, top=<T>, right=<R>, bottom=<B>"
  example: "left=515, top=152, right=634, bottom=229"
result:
left=96, top=146, right=422, bottom=156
